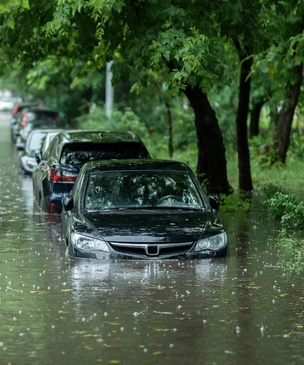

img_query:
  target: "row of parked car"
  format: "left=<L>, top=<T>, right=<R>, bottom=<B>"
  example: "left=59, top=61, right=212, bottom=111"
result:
left=12, top=102, right=228, bottom=260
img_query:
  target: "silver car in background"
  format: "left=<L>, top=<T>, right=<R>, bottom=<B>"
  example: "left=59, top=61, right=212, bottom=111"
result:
left=15, top=129, right=64, bottom=174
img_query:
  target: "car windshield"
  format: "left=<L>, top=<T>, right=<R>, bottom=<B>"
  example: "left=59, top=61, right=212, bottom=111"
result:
left=60, top=142, right=150, bottom=165
left=85, top=171, right=204, bottom=211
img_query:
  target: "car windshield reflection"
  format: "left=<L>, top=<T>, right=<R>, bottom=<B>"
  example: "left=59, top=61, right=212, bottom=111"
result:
left=85, top=171, right=205, bottom=211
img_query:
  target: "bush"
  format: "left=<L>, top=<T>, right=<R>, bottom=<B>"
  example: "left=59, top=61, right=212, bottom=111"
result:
left=260, top=182, right=284, bottom=199
left=262, top=190, right=304, bottom=229
left=218, top=193, right=251, bottom=213
left=277, top=230, right=304, bottom=273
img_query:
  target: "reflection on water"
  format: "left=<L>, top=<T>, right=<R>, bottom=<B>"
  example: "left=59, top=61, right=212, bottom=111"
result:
left=68, top=258, right=228, bottom=316
left=0, top=114, right=304, bottom=364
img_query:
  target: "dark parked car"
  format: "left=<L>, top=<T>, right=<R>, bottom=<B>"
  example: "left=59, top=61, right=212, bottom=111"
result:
left=10, top=102, right=40, bottom=143
left=32, top=130, right=151, bottom=214
left=15, top=129, right=63, bottom=174
left=0, top=96, right=17, bottom=111
left=61, top=159, right=228, bottom=260
left=12, top=101, right=40, bottom=117
left=13, top=107, right=61, bottom=143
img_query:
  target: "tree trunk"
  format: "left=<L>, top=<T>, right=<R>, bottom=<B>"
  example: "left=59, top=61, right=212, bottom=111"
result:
left=273, top=63, right=303, bottom=164
left=154, top=84, right=174, bottom=158
left=82, top=87, right=93, bottom=114
left=249, top=100, right=264, bottom=137
left=164, top=100, right=174, bottom=158
left=183, top=85, right=232, bottom=195
left=235, top=50, right=253, bottom=196
left=194, top=117, right=209, bottom=181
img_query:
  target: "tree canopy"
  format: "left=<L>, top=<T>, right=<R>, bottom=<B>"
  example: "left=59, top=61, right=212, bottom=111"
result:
left=1, top=0, right=304, bottom=194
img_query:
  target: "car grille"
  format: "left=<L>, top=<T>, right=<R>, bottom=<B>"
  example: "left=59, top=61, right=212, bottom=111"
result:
left=109, top=241, right=194, bottom=258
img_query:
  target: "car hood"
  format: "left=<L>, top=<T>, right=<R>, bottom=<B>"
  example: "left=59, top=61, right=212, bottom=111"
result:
left=80, top=210, right=221, bottom=243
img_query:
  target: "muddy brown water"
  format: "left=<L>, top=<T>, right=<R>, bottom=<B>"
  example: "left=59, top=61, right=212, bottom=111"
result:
left=0, top=112, right=303, bottom=365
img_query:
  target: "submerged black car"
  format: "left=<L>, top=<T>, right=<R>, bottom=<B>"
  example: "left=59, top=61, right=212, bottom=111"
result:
left=61, top=159, right=228, bottom=260
left=33, top=130, right=151, bottom=214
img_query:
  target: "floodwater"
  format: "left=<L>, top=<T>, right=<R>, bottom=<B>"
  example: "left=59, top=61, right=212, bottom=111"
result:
left=0, top=112, right=304, bottom=365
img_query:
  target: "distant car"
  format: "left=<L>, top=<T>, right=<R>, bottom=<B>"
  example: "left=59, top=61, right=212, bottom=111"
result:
left=32, top=130, right=151, bottom=214
left=15, top=129, right=63, bottom=174
left=0, top=96, right=15, bottom=111
left=61, top=159, right=228, bottom=260
left=10, top=102, right=40, bottom=143
left=11, top=101, right=40, bottom=117
left=13, top=107, right=61, bottom=143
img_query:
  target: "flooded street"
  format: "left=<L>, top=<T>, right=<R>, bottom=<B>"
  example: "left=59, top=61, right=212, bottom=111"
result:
left=0, top=112, right=304, bottom=365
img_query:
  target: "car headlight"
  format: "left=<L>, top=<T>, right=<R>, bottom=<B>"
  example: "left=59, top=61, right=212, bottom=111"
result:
left=195, top=232, right=227, bottom=251
left=72, top=233, right=110, bottom=252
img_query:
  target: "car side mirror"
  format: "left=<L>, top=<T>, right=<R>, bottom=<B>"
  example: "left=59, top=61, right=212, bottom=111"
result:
left=209, top=195, right=220, bottom=214
left=62, top=194, right=74, bottom=213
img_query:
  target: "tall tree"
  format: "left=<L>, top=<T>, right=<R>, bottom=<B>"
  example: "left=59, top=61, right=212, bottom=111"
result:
left=253, top=0, right=304, bottom=164
left=234, top=42, right=254, bottom=195
left=214, top=0, right=266, bottom=195
left=0, top=0, right=233, bottom=194
left=46, top=0, right=234, bottom=194
left=274, top=62, right=303, bottom=163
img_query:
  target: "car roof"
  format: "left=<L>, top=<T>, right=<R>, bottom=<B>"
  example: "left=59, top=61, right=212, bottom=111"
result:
left=24, top=106, right=58, bottom=113
left=14, top=101, right=39, bottom=107
left=29, top=128, right=63, bottom=133
left=12, top=102, right=40, bottom=115
left=13, top=102, right=39, bottom=109
left=81, top=159, right=193, bottom=173
left=25, top=119, right=63, bottom=125
left=27, top=128, right=64, bottom=137
left=55, top=130, right=145, bottom=144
